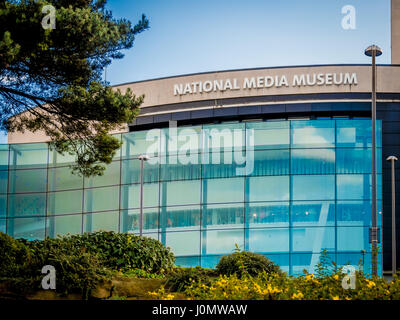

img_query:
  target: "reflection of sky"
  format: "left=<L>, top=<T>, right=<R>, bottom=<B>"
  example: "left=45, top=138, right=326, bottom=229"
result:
left=106, top=0, right=391, bottom=84
left=0, top=132, right=6, bottom=144
left=292, top=127, right=334, bottom=145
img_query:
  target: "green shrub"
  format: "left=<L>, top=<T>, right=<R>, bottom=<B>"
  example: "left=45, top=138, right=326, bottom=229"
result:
left=165, top=267, right=217, bottom=292
left=64, top=231, right=175, bottom=273
left=0, top=232, right=31, bottom=277
left=25, top=238, right=111, bottom=298
left=216, top=251, right=282, bottom=277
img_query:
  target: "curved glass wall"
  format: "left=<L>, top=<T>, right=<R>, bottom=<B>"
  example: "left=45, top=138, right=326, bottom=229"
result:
left=0, top=119, right=382, bottom=275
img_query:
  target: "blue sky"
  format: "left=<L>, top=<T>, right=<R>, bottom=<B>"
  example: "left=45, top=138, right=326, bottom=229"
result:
left=0, top=0, right=391, bottom=144
left=105, top=0, right=391, bottom=85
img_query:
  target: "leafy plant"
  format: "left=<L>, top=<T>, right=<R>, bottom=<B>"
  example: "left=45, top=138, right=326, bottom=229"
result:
left=216, top=248, right=282, bottom=278
left=165, top=266, right=217, bottom=292
left=63, top=231, right=175, bottom=273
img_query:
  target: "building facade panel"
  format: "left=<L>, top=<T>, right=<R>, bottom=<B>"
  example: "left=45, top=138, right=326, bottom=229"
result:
left=1, top=117, right=384, bottom=275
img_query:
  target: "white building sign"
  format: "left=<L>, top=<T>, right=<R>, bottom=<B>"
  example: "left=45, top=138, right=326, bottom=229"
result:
left=173, top=72, right=358, bottom=96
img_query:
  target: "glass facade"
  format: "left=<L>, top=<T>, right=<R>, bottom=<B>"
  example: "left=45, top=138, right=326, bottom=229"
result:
left=0, top=119, right=382, bottom=275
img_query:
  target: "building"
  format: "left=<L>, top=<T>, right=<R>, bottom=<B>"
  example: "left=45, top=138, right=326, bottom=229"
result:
left=1, top=2, right=400, bottom=275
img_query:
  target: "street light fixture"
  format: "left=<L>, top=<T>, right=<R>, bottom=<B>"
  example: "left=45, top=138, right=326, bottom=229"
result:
left=365, top=45, right=382, bottom=276
left=138, top=154, right=150, bottom=236
left=387, top=155, right=398, bottom=276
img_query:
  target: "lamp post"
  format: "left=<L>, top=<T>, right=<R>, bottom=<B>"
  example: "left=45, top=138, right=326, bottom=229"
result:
left=138, top=154, right=150, bottom=236
left=387, top=156, right=398, bottom=276
left=365, top=45, right=382, bottom=276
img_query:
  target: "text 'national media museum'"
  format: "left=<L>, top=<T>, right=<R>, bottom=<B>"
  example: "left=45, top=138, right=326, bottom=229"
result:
left=2, top=2, right=400, bottom=276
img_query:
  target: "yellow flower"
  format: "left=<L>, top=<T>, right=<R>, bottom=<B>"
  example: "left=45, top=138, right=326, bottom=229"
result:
left=292, top=292, right=304, bottom=300
left=366, top=280, right=376, bottom=288
left=332, top=295, right=340, bottom=300
left=333, top=274, right=340, bottom=281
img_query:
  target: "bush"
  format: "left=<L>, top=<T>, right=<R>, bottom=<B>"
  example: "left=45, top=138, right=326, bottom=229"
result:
left=165, top=267, right=217, bottom=292
left=216, top=251, right=282, bottom=277
left=0, top=231, right=175, bottom=298
left=0, top=232, right=31, bottom=278
left=25, top=238, right=111, bottom=298
left=64, top=231, right=175, bottom=273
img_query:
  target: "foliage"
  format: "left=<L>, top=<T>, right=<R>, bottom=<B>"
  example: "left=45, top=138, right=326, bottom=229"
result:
left=182, top=270, right=400, bottom=300
left=63, top=231, right=175, bottom=273
left=0, top=233, right=110, bottom=298
left=0, top=232, right=31, bottom=277
left=0, top=0, right=149, bottom=176
left=165, top=266, right=218, bottom=292
left=25, top=237, right=111, bottom=298
left=121, top=268, right=165, bottom=279
left=107, top=295, right=127, bottom=300
left=216, top=246, right=282, bottom=277
left=0, top=231, right=174, bottom=298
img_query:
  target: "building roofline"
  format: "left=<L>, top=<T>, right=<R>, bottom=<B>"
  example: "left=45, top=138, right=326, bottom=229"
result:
left=112, top=63, right=400, bottom=87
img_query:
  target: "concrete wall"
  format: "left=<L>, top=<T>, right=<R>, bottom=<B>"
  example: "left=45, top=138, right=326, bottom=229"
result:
left=116, top=65, right=400, bottom=109
left=7, top=65, right=400, bottom=144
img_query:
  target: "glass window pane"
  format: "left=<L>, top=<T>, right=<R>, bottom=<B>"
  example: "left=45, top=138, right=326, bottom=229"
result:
left=291, top=149, right=335, bottom=175
left=162, top=205, right=200, bottom=231
left=7, top=217, right=46, bottom=240
left=292, top=227, right=335, bottom=252
left=203, top=229, right=244, bottom=255
left=48, top=166, right=83, bottom=191
left=47, top=214, right=82, bottom=237
left=120, top=183, right=159, bottom=209
left=176, top=256, right=200, bottom=267
left=336, top=119, right=381, bottom=148
left=9, top=169, right=47, bottom=193
left=122, top=158, right=159, bottom=184
left=122, top=130, right=161, bottom=158
left=292, top=175, right=335, bottom=200
left=250, top=150, right=289, bottom=176
left=337, top=200, right=381, bottom=227
left=337, top=227, right=369, bottom=251
left=161, top=154, right=200, bottom=181
left=84, top=186, right=119, bottom=213
left=0, top=145, right=8, bottom=170
left=202, top=151, right=245, bottom=179
left=177, top=126, right=202, bottom=154
left=291, top=252, right=335, bottom=276
left=47, top=190, right=83, bottom=215
left=84, top=211, right=119, bottom=232
left=336, top=148, right=381, bottom=174
left=248, top=228, right=289, bottom=253
left=0, top=171, right=7, bottom=194
left=246, top=202, right=289, bottom=228
left=202, top=123, right=245, bottom=152
left=0, top=195, right=6, bottom=218
left=246, top=176, right=289, bottom=202
left=166, top=126, right=202, bottom=156
left=0, top=219, right=5, bottom=233
left=291, top=120, right=335, bottom=148
left=337, top=174, right=382, bottom=200
left=9, top=143, right=48, bottom=169
left=120, top=208, right=159, bottom=233
left=204, top=177, right=244, bottom=203
left=291, top=201, right=335, bottom=227
left=165, top=231, right=200, bottom=256
left=8, top=193, right=46, bottom=217
left=162, top=180, right=200, bottom=206
left=48, top=148, right=77, bottom=167
left=246, top=121, right=289, bottom=150
left=203, top=203, right=244, bottom=229
left=201, top=255, right=223, bottom=269
left=85, top=161, right=121, bottom=188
